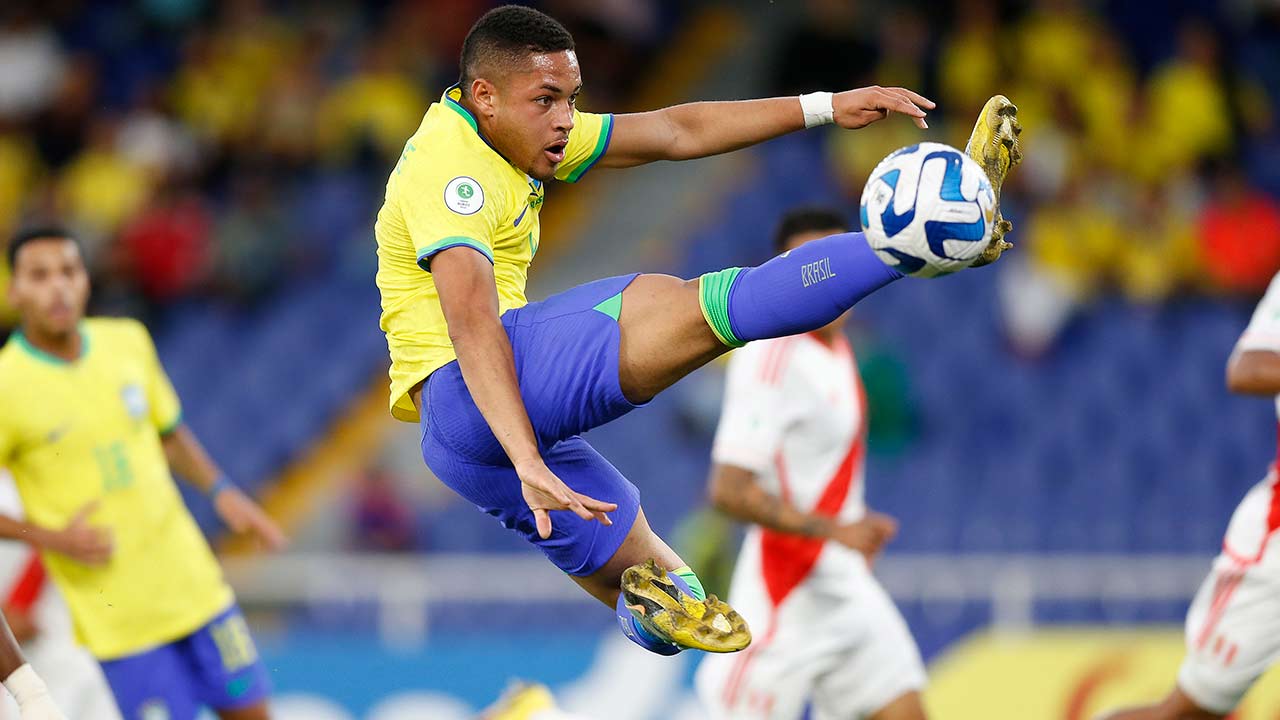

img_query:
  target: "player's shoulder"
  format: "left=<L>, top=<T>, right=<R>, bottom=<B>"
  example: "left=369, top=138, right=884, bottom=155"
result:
left=84, top=316, right=154, bottom=352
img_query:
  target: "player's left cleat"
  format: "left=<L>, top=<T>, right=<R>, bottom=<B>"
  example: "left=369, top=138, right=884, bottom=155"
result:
left=481, top=681, right=556, bottom=720
left=964, top=94, right=1023, bottom=266
left=621, top=559, right=751, bottom=653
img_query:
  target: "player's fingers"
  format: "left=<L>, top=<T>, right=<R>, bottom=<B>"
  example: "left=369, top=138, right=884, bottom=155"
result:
left=875, top=89, right=926, bottom=118
left=564, top=495, right=597, bottom=522
left=254, top=516, right=289, bottom=551
left=889, top=86, right=935, bottom=109
left=577, top=493, right=618, bottom=514
left=534, top=508, right=552, bottom=539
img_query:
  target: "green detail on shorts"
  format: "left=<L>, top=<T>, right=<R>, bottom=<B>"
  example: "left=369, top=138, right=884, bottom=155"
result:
left=592, top=292, right=623, bottom=321
left=444, top=94, right=479, bottom=133
left=564, top=113, right=614, bottom=183
left=673, top=566, right=706, bottom=601
left=698, top=267, right=745, bottom=348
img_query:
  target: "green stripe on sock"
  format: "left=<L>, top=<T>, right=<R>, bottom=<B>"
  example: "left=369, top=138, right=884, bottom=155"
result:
left=673, top=566, right=706, bottom=601
left=698, top=267, right=746, bottom=348
left=592, top=291, right=623, bottom=321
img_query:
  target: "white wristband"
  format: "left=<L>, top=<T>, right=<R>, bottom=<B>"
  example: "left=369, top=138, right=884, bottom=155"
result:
left=799, top=91, right=835, bottom=128
left=4, top=664, right=49, bottom=706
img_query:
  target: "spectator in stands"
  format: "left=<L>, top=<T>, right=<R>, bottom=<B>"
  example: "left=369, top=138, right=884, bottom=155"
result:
left=1198, top=160, right=1280, bottom=295
left=350, top=468, right=416, bottom=553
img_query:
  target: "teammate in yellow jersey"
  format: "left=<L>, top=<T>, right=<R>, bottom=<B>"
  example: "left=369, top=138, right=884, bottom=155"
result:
left=0, top=227, right=287, bottom=720
left=375, top=5, right=1020, bottom=656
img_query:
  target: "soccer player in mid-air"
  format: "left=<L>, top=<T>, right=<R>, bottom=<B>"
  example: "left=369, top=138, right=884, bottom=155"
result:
left=0, top=228, right=286, bottom=719
left=1099, top=270, right=1280, bottom=719
left=376, top=5, right=1021, bottom=656
left=695, top=208, right=928, bottom=719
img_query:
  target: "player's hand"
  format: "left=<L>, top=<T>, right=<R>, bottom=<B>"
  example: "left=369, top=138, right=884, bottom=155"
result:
left=830, top=511, right=899, bottom=565
left=42, top=501, right=113, bottom=565
left=833, top=86, right=935, bottom=130
left=214, top=489, right=288, bottom=551
left=516, top=460, right=618, bottom=540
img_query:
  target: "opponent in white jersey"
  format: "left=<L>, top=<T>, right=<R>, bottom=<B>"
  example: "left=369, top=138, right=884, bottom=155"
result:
left=0, top=473, right=119, bottom=720
left=1101, top=272, right=1280, bottom=719
left=695, top=209, right=927, bottom=720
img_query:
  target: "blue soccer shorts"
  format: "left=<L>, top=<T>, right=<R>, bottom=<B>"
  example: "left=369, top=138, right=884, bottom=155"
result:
left=98, top=604, right=271, bottom=719
left=421, top=273, right=646, bottom=576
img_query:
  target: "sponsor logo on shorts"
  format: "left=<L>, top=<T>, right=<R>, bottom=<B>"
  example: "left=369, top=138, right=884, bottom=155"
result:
left=140, top=699, right=170, bottom=720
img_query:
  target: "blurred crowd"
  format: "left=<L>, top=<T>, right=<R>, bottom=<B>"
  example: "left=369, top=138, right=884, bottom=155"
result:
left=0, top=0, right=679, bottom=329
left=801, top=0, right=1280, bottom=356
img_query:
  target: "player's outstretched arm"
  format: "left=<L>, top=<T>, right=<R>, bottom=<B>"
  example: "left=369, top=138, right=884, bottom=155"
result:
left=708, top=463, right=898, bottom=564
left=0, top=612, right=66, bottom=720
left=1227, top=350, right=1280, bottom=395
left=598, top=86, right=934, bottom=169
left=432, top=247, right=618, bottom=539
left=161, top=426, right=287, bottom=551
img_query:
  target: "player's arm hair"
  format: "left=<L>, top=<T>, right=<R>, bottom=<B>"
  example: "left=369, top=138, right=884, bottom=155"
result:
left=432, top=247, right=543, bottom=469
left=598, top=98, right=808, bottom=169
left=707, top=463, right=835, bottom=539
left=161, top=424, right=225, bottom=494
left=1227, top=349, right=1280, bottom=395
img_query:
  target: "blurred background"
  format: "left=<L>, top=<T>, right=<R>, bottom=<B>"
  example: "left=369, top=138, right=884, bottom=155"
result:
left=1, top=0, right=1279, bottom=717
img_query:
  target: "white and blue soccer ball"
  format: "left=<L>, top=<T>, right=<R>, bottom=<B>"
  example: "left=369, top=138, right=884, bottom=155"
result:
left=859, top=141, right=996, bottom=278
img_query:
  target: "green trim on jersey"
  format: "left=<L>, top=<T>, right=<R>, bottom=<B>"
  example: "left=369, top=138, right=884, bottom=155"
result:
left=698, top=267, right=745, bottom=348
left=592, top=291, right=623, bottom=321
left=443, top=93, right=479, bottom=133
left=564, top=113, right=615, bottom=183
left=13, top=326, right=89, bottom=365
left=416, top=237, right=494, bottom=271
left=158, top=411, right=184, bottom=437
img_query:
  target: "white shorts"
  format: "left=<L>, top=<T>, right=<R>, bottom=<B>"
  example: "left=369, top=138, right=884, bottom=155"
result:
left=695, top=572, right=925, bottom=720
left=1178, top=473, right=1280, bottom=714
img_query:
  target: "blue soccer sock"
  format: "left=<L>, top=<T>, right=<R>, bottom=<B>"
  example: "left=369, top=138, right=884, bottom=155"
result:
left=699, top=231, right=902, bottom=347
left=615, top=565, right=706, bottom=656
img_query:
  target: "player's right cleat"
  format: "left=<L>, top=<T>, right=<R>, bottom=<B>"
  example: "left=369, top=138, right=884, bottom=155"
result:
left=964, top=94, right=1023, bottom=267
left=621, top=559, right=751, bottom=653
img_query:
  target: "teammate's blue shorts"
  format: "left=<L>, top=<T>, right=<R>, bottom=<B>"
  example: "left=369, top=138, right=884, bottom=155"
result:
left=99, top=604, right=271, bottom=719
left=421, top=273, right=645, bottom=576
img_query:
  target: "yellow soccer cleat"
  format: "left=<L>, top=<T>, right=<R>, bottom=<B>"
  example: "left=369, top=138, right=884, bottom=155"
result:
left=481, top=682, right=557, bottom=720
left=621, top=559, right=751, bottom=653
left=964, top=94, right=1023, bottom=266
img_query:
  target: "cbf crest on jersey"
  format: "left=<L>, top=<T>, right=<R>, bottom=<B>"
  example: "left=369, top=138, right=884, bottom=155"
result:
left=121, top=383, right=148, bottom=421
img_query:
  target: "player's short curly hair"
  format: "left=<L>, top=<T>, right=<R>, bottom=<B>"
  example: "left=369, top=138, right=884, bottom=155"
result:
left=6, top=226, right=81, bottom=272
left=460, top=5, right=575, bottom=94
left=773, top=207, right=849, bottom=253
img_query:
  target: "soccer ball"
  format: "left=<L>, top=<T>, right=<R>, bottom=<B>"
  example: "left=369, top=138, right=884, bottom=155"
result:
left=859, top=142, right=996, bottom=278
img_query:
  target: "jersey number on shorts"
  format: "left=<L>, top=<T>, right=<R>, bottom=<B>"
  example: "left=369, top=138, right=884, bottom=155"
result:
left=211, top=614, right=259, bottom=672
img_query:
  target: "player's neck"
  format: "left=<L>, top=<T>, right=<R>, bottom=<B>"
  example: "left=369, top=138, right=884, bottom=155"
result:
left=19, top=323, right=84, bottom=362
left=811, top=324, right=844, bottom=347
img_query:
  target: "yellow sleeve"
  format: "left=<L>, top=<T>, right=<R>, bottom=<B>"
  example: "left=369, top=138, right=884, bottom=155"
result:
left=133, top=322, right=183, bottom=434
left=555, top=110, right=614, bottom=184
left=398, top=151, right=505, bottom=271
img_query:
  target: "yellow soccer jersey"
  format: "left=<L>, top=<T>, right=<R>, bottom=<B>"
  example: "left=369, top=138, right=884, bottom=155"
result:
left=0, top=318, right=233, bottom=660
left=375, top=86, right=614, bottom=421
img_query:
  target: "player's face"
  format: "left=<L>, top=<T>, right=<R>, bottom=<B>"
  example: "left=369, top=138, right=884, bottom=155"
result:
left=786, top=228, right=849, bottom=332
left=8, top=237, right=90, bottom=337
left=492, top=50, right=582, bottom=181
